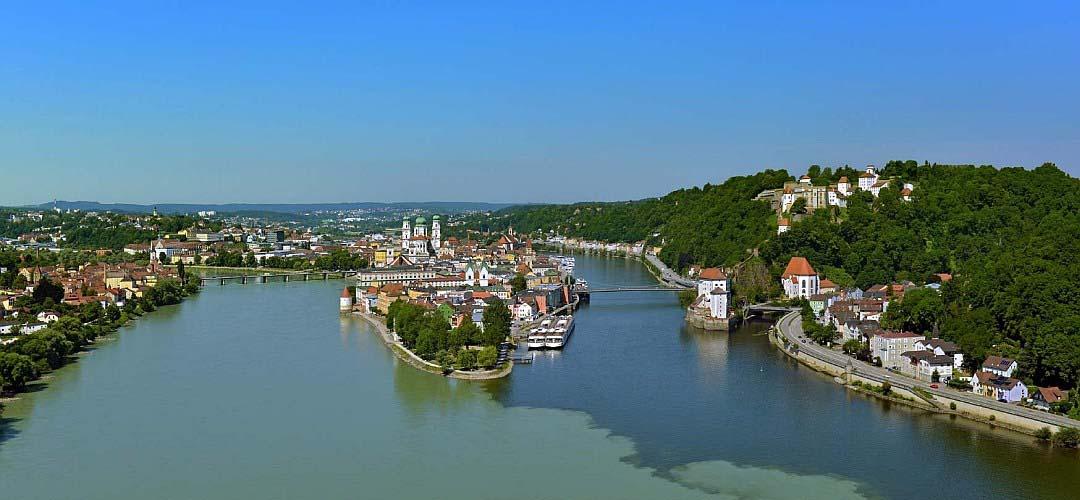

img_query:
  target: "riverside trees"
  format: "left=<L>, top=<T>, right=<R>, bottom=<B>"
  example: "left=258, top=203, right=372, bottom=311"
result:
left=0, top=278, right=201, bottom=396
left=386, top=299, right=507, bottom=369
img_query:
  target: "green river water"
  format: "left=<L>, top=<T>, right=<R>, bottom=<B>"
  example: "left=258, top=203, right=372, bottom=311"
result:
left=1, top=255, right=1076, bottom=499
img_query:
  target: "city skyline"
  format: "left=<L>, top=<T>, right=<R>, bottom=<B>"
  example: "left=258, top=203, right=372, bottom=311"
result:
left=3, top=1, right=1079, bottom=206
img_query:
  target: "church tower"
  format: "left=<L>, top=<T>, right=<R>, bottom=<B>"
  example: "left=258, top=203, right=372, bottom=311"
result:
left=414, top=216, right=427, bottom=237
left=431, top=215, right=441, bottom=250
left=401, top=217, right=411, bottom=251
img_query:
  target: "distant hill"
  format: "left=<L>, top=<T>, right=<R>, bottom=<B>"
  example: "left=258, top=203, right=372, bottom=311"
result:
left=29, top=201, right=517, bottom=215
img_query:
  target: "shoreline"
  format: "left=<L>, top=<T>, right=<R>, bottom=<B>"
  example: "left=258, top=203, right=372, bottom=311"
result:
left=625, top=250, right=1076, bottom=439
left=354, top=312, right=512, bottom=381
left=769, top=311, right=1076, bottom=438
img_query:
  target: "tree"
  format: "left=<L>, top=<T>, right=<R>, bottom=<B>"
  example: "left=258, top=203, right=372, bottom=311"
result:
left=14, top=331, right=74, bottom=370
left=79, top=302, right=103, bottom=323
left=455, top=321, right=483, bottom=347
left=448, top=325, right=470, bottom=350
left=510, top=273, right=528, bottom=293
left=0, top=352, right=39, bottom=392
left=882, top=288, right=944, bottom=335
left=842, top=339, right=863, bottom=355
left=481, top=298, right=511, bottom=346
left=31, top=277, right=64, bottom=304
left=477, top=346, right=498, bottom=368
left=455, top=349, right=477, bottom=370
left=177, top=260, right=186, bottom=284
left=678, top=289, right=697, bottom=309
left=931, top=370, right=940, bottom=383
left=805, top=322, right=839, bottom=346
left=1051, top=427, right=1080, bottom=448
left=789, top=198, right=808, bottom=215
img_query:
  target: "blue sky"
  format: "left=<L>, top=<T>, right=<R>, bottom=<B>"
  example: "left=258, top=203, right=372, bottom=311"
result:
left=2, top=1, right=1078, bottom=205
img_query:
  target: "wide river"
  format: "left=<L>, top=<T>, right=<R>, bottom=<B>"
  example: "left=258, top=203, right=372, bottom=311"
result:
left=1, top=255, right=1077, bottom=499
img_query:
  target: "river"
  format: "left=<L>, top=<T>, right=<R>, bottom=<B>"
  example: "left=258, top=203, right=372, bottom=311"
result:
left=1, top=255, right=1077, bottom=499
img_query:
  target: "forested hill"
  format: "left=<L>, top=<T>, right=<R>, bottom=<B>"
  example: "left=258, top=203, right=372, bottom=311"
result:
left=477, top=161, right=1080, bottom=389
left=474, top=168, right=793, bottom=264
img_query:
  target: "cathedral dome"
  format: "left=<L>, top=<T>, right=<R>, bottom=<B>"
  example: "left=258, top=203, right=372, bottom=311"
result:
left=415, top=216, right=427, bottom=224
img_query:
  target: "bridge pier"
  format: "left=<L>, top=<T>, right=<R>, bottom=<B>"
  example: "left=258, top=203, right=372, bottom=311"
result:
left=284, top=275, right=290, bottom=282
left=220, top=278, right=226, bottom=286
left=260, top=275, right=267, bottom=284
left=241, top=276, right=247, bottom=284
left=303, top=273, right=310, bottom=281
left=322, top=272, right=328, bottom=280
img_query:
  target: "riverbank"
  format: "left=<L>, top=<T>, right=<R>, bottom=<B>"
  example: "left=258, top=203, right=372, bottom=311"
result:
left=0, top=279, right=200, bottom=405
left=355, top=312, right=511, bottom=380
left=770, top=311, right=1078, bottom=438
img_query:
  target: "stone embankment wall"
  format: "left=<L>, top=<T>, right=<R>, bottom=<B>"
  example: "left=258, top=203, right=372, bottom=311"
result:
left=769, top=329, right=1065, bottom=436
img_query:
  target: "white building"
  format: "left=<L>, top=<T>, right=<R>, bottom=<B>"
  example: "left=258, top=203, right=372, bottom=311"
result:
left=914, top=338, right=964, bottom=369
left=777, top=218, right=790, bottom=235
left=781, top=257, right=819, bottom=299
left=981, top=356, right=1018, bottom=378
left=339, top=287, right=353, bottom=311
left=837, top=176, right=852, bottom=196
left=464, top=262, right=491, bottom=287
left=696, top=268, right=730, bottom=319
left=858, top=165, right=879, bottom=191
left=870, top=331, right=923, bottom=369
left=972, top=372, right=1028, bottom=403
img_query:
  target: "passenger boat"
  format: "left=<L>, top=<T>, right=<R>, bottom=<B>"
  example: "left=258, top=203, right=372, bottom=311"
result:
left=527, top=318, right=554, bottom=349
left=544, top=315, right=575, bottom=349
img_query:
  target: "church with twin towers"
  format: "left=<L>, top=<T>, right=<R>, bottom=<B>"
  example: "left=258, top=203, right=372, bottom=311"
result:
left=401, top=215, right=442, bottom=258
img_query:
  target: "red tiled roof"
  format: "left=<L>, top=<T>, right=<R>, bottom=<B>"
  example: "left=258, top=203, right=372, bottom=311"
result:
left=781, top=257, right=816, bottom=278
left=1038, top=386, right=1067, bottom=404
left=699, top=267, right=726, bottom=280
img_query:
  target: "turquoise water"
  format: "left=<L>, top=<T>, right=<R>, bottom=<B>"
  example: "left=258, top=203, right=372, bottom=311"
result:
left=0, top=256, right=1076, bottom=499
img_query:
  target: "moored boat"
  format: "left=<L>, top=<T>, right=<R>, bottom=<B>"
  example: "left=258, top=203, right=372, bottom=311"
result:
left=544, top=315, right=575, bottom=348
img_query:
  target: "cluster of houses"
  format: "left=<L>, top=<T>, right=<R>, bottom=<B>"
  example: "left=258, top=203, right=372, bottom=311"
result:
left=125, top=227, right=332, bottom=266
left=541, top=235, right=651, bottom=257
left=346, top=220, right=577, bottom=332
left=757, top=165, right=916, bottom=235
left=0, top=259, right=178, bottom=344
left=785, top=255, right=1070, bottom=409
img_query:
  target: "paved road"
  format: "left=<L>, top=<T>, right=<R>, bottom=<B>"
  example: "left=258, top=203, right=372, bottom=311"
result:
left=775, top=311, right=1078, bottom=430
left=644, top=253, right=696, bottom=288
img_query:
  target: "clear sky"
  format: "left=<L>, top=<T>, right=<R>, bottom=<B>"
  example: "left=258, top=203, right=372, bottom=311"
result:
left=2, top=1, right=1078, bottom=206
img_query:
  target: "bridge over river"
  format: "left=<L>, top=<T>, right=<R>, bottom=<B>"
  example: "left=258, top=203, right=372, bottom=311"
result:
left=198, top=270, right=358, bottom=285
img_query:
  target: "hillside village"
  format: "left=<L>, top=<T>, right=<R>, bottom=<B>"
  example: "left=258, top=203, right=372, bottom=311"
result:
left=755, top=164, right=915, bottom=234
left=769, top=254, right=1070, bottom=413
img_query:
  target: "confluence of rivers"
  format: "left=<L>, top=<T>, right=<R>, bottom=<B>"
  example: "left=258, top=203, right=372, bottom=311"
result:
left=1, top=255, right=1076, bottom=499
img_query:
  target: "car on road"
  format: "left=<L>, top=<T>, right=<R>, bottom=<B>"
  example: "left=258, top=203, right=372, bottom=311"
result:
left=930, top=383, right=939, bottom=389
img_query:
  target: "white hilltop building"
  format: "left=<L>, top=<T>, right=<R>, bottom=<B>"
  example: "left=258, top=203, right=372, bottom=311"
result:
left=762, top=165, right=915, bottom=235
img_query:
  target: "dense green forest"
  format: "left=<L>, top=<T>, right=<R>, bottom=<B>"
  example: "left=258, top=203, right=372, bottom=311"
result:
left=471, top=161, right=1080, bottom=390
left=470, top=169, right=791, bottom=267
